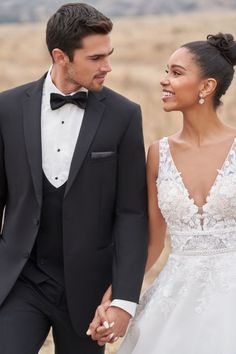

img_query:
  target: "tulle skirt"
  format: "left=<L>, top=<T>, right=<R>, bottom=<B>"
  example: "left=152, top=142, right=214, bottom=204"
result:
left=118, top=251, right=236, bottom=354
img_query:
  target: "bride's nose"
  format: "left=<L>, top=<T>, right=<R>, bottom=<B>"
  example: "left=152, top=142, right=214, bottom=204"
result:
left=160, top=76, right=170, bottom=87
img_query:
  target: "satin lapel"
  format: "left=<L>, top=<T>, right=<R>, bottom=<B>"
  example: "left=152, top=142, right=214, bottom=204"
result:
left=64, top=91, right=105, bottom=197
left=22, top=75, right=45, bottom=207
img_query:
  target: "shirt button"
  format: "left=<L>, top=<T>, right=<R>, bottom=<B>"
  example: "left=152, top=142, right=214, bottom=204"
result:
left=57, top=149, right=61, bottom=152
left=55, top=177, right=58, bottom=180
left=61, top=121, right=65, bottom=124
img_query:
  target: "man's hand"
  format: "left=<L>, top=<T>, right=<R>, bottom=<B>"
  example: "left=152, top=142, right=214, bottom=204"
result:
left=88, top=306, right=131, bottom=346
left=86, top=301, right=111, bottom=340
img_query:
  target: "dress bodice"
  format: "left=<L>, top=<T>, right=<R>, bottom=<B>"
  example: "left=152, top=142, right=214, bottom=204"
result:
left=157, top=137, right=236, bottom=255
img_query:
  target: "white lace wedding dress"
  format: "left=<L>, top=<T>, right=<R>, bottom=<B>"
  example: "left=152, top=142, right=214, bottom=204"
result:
left=118, top=136, right=236, bottom=354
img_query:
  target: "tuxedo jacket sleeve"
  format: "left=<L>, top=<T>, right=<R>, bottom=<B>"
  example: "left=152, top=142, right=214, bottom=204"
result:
left=111, top=102, right=148, bottom=302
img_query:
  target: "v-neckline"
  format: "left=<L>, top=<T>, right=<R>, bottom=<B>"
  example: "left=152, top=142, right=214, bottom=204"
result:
left=166, top=137, right=236, bottom=211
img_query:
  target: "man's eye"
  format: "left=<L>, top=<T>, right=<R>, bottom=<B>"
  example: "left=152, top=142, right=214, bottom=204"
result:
left=91, top=56, right=100, bottom=61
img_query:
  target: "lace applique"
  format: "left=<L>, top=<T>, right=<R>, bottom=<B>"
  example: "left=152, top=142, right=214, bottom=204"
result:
left=157, top=137, right=236, bottom=252
left=157, top=138, right=202, bottom=231
left=131, top=253, right=236, bottom=322
left=203, top=146, right=236, bottom=229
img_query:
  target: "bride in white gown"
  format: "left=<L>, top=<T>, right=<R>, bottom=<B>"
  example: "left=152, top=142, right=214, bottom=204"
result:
left=118, top=32, right=236, bottom=354
left=88, top=32, right=236, bottom=353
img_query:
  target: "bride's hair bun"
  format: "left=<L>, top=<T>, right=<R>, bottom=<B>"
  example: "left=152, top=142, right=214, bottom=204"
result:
left=207, top=33, right=236, bottom=66
left=182, top=32, right=236, bottom=109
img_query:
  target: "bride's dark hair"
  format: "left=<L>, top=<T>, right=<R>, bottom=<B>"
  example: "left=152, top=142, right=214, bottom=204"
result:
left=181, top=33, right=236, bottom=108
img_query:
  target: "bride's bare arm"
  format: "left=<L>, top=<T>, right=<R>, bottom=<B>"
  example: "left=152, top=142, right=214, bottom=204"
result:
left=145, top=142, right=167, bottom=273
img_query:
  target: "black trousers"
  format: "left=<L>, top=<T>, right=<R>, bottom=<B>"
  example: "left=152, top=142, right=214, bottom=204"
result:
left=0, top=276, right=104, bottom=354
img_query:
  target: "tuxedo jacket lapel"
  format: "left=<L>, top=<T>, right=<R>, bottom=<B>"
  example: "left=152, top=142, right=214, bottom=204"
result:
left=65, top=90, right=105, bottom=197
left=22, top=76, right=45, bottom=207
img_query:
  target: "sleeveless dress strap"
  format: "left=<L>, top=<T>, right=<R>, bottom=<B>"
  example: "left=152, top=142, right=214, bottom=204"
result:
left=157, top=137, right=168, bottom=181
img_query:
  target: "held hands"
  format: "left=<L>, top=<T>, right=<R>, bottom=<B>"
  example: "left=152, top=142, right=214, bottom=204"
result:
left=87, top=303, right=131, bottom=346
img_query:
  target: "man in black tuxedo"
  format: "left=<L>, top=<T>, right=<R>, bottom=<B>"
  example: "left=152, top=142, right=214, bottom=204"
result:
left=0, top=3, right=147, bottom=353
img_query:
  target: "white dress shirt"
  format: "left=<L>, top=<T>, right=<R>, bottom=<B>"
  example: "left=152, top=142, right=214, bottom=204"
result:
left=41, top=69, right=136, bottom=317
left=41, top=69, right=87, bottom=188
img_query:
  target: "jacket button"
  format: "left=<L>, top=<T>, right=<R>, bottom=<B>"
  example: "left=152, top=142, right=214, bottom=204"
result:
left=23, top=252, right=30, bottom=259
left=34, top=218, right=40, bottom=226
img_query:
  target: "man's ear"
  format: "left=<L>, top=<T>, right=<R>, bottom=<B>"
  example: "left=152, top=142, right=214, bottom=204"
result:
left=51, top=48, right=69, bottom=65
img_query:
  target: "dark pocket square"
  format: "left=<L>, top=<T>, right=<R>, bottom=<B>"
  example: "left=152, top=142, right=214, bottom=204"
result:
left=90, top=151, right=116, bottom=159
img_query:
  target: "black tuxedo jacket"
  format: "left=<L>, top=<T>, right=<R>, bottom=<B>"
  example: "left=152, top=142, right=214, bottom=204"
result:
left=0, top=75, right=147, bottom=334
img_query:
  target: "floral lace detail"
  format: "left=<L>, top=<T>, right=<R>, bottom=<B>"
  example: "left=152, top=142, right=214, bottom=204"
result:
left=157, top=137, right=236, bottom=253
left=157, top=138, right=201, bottom=231
left=131, top=252, right=236, bottom=322
left=171, top=229, right=236, bottom=254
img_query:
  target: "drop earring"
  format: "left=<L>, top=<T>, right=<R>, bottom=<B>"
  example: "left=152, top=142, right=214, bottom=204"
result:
left=199, top=93, right=205, bottom=105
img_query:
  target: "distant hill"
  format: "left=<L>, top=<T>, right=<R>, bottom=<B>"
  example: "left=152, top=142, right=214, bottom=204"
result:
left=0, top=0, right=235, bottom=23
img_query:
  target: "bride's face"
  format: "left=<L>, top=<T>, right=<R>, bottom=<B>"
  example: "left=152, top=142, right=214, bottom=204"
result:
left=160, top=47, right=204, bottom=112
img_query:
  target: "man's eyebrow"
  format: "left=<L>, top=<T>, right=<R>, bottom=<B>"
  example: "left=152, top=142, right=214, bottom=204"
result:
left=108, top=48, right=114, bottom=56
left=88, top=48, right=114, bottom=58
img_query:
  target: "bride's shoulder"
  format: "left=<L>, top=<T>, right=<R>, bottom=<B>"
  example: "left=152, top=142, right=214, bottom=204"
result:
left=147, top=135, right=171, bottom=158
left=147, top=138, right=167, bottom=177
left=226, top=126, right=236, bottom=138
left=147, top=141, right=159, bottom=178
left=147, top=134, right=177, bottom=175
left=147, top=140, right=159, bottom=160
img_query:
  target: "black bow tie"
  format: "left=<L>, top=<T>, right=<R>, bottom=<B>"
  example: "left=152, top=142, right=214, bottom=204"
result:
left=50, top=92, right=88, bottom=110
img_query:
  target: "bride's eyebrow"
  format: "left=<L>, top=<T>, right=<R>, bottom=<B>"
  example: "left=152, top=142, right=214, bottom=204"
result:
left=170, top=64, right=186, bottom=70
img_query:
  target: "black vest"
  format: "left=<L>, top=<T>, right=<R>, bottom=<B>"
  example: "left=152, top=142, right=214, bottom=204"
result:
left=22, top=174, right=65, bottom=284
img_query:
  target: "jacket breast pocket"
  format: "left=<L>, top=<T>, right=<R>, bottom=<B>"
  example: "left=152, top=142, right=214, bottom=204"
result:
left=90, top=151, right=116, bottom=161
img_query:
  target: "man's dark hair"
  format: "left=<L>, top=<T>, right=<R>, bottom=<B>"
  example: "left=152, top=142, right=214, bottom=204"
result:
left=46, top=2, right=113, bottom=61
left=182, top=33, right=236, bottom=109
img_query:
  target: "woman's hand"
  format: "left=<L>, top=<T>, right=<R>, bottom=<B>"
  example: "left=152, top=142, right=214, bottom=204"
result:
left=86, top=285, right=114, bottom=344
left=87, top=300, right=117, bottom=345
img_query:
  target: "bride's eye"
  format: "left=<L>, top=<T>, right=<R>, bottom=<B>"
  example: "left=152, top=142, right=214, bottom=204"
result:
left=173, top=71, right=181, bottom=76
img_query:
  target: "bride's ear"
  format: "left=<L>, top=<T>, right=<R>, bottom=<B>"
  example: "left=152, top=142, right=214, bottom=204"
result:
left=200, top=78, right=217, bottom=98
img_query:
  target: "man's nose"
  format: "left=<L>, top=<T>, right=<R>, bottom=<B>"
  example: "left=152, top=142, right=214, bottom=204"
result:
left=101, top=58, right=112, bottom=73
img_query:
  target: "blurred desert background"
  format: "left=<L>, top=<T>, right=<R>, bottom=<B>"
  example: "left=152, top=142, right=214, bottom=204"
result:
left=1, top=9, right=236, bottom=354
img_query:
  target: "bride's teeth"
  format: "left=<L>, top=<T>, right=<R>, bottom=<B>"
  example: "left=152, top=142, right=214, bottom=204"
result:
left=163, top=91, right=174, bottom=97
